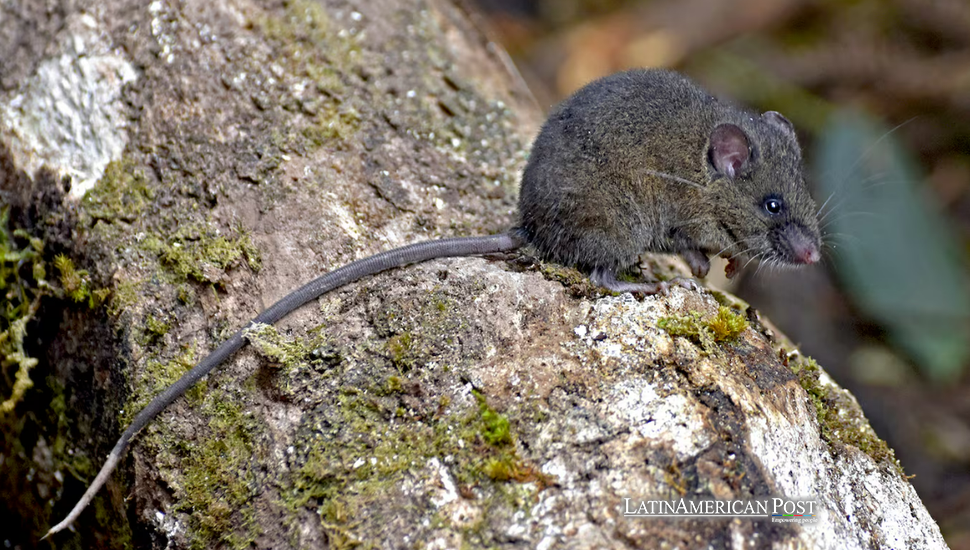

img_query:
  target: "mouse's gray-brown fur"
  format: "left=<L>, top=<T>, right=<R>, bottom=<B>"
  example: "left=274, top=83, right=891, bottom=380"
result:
left=518, top=69, right=821, bottom=292
left=46, top=68, right=821, bottom=537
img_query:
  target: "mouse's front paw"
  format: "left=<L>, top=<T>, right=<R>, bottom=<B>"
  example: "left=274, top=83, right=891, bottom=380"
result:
left=679, top=250, right=710, bottom=278
left=724, top=257, right=742, bottom=279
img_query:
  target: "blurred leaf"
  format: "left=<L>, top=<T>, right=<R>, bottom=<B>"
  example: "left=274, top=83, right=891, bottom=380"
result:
left=813, top=109, right=970, bottom=382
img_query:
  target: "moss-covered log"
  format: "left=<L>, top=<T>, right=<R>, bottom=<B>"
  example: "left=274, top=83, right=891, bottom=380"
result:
left=0, top=0, right=947, bottom=549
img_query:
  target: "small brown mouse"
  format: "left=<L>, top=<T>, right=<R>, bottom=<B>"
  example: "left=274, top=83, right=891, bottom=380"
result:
left=46, top=68, right=820, bottom=536
left=519, top=68, right=821, bottom=292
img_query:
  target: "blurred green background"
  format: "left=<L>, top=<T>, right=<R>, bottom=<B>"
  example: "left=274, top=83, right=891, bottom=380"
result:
left=469, top=0, right=970, bottom=545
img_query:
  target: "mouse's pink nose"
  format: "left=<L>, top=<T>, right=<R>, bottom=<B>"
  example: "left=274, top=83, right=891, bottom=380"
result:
left=793, top=241, right=820, bottom=264
left=785, top=226, right=821, bottom=265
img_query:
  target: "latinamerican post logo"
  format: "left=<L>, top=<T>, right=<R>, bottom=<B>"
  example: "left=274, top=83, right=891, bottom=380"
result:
left=623, top=497, right=819, bottom=525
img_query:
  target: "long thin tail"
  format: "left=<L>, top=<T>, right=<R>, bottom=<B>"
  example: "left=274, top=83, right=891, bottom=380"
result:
left=45, top=232, right=523, bottom=537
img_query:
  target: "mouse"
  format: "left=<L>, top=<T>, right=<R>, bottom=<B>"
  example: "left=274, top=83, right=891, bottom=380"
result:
left=519, top=69, right=821, bottom=291
left=45, top=68, right=821, bottom=537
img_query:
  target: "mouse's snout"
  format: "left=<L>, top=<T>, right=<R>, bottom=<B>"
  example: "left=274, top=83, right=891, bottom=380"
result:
left=793, top=240, right=821, bottom=264
left=774, top=223, right=821, bottom=266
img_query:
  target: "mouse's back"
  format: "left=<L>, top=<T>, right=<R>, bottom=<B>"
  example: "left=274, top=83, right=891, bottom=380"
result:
left=516, top=69, right=721, bottom=273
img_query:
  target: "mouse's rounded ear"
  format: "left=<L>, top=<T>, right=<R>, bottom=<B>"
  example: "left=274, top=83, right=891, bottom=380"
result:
left=709, top=124, right=750, bottom=179
left=763, top=111, right=797, bottom=140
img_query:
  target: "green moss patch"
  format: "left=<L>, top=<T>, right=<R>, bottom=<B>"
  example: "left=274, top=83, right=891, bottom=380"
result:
left=477, top=391, right=512, bottom=447
left=256, top=0, right=362, bottom=150
left=0, top=208, right=47, bottom=414
left=372, top=290, right=465, bottom=372
left=53, top=254, right=107, bottom=308
left=140, top=224, right=261, bottom=285
left=82, top=157, right=154, bottom=222
left=536, top=263, right=599, bottom=298
left=244, top=322, right=316, bottom=370
left=283, top=386, right=547, bottom=544
left=790, top=354, right=903, bottom=476
left=123, top=347, right=202, bottom=425
left=175, top=392, right=264, bottom=549
left=658, top=306, right=748, bottom=352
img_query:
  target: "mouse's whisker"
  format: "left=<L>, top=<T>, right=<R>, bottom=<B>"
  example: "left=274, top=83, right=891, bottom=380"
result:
left=732, top=250, right=759, bottom=262
left=854, top=117, right=917, bottom=167
left=714, top=240, right=742, bottom=258
left=817, top=193, right=867, bottom=224
left=821, top=241, right=846, bottom=262
left=820, top=231, right=861, bottom=248
left=816, top=189, right=838, bottom=218
left=820, top=209, right=879, bottom=229
left=823, top=116, right=917, bottom=191
left=856, top=171, right=896, bottom=189
left=714, top=243, right=735, bottom=257
left=642, top=169, right=706, bottom=190
left=726, top=244, right=760, bottom=261
left=744, top=252, right=766, bottom=272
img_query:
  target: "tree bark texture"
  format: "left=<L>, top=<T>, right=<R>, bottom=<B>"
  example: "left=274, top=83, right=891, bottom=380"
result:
left=0, top=0, right=949, bottom=549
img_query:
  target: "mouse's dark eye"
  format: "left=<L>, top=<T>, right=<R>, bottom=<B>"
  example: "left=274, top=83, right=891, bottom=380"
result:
left=763, top=197, right=784, bottom=215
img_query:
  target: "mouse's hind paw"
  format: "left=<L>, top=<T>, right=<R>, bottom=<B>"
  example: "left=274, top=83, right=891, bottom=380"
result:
left=590, top=268, right=701, bottom=296
left=666, top=276, right=702, bottom=293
